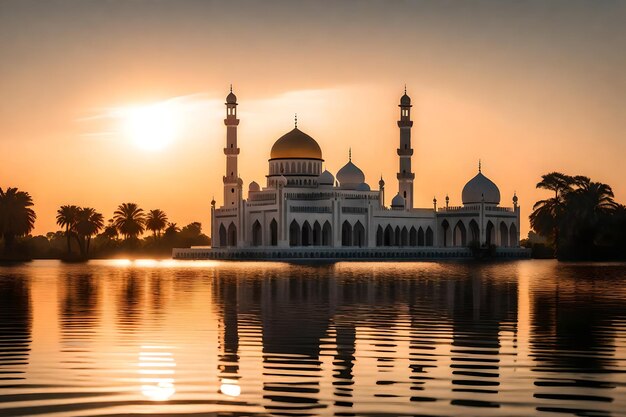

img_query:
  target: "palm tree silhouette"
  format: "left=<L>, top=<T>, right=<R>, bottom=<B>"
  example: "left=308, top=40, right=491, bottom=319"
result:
left=56, top=205, right=80, bottom=255
left=0, top=187, right=36, bottom=255
left=113, top=203, right=146, bottom=240
left=75, top=207, right=104, bottom=257
left=530, top=172, right=573, bottom=254
left=146, top=209, right=168, bottom=238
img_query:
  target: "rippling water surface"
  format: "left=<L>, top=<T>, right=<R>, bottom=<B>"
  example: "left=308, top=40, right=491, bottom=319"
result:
left=0, top=260, right=625, bottom=416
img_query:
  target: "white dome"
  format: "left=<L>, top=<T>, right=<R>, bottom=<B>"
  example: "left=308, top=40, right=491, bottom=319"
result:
left=248, top=181, right=260, bottom=192
left=391, top=193, right=405, bottom=208
left=318, top=170, right=335, bottom=186
left=462, top=172, right=500, bottom=205
left=337, top=160, right=365, bottom=189
left=355, top=182, right=371, bottom=191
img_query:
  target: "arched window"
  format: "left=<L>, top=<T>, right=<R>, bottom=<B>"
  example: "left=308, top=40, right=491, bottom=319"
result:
left=353, top=221, right=365, bottom=247
left=322, top=221, right=332, bottom=246
left=376, top=225, right=383, bottom=247
left=417, top=227, right=425, bottom=246
left=453, top=221, right=467, bottom=247
left=384, top=225, right=394, bottom=246
left=500, top=222, right=509, bottom=247
left=409, top=227, right=417, bottom=246
left=469, top=220, right=479, bottom=244
left=441, top=220, right=450, bottom=247
left=252, top=220, right=262, bottom=246
left=227, top=222, right=237, bottom=247
left=395, top=226, right=401, bottom=246
left=302, top=221, right=312, bottom=246
left=313, top=221, right=321, bottom=246
left=400, top=227, right=408, bottom=246
left=486, top=221, right=495, bottom=246
left=425, top=227, right=434, bottom=246
left=289, top=220, right=300, bottom=246
left=342, top=221, right=353, bottom=246
left=219, top=224, right=227, bottom=247
left=509, top=223, right=518, bottom=247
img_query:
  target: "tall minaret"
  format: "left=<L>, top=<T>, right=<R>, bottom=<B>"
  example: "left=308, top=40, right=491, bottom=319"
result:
left=223, top=86, right=241, bottom=207
left=397, top=87, right=415, bottom=209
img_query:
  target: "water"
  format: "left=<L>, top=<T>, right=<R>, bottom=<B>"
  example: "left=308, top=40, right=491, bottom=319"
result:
left=0, top=260, right=625, bottom=417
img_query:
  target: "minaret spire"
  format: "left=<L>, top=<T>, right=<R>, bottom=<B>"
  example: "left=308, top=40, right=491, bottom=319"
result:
left=294, top=113, right=297, bottom=128
left=349, top=147, right=352, bottom=161
left=397, top=87, right=415, bottom=209
left=479, top=159, right=482, bottom=173
left=223, top=86, right=241, bottom=207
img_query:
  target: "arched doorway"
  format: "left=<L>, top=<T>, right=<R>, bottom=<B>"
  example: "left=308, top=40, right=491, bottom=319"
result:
left=441, top=220, right=450, bottom=247
left=469, top=219, right=479, bottom=245
left=252, top=220, right=262, bottom=246
left=302, top=221, right=312, bottom=246
left=409, top=227, right=417, bottom=246
left=500, top=222, right=509, bottom=247
left=395, top=226, right=401, bottom=246
left=426, top=227, right=434, bottom=246
left=486, top=221, right=495, bottom=246
left=353, top=221, right=365, bottom=247
left=376, top=225, right=383, bottom=247
left=342, top=221, right=353, bottom=246
left=289, top=220, right=300, bottom=246
left=384, top=225, right=394, bottom=246
left=509, top=223, right=517, bottom=247
left=227, top=222, right=237, bottom=247
left=322, top=221, right=332, bottom=246
left=270, top=219, right=278, bottom=246
left=417, top=227, right=425, bottom=246
left=453, top=221, right=467, bottom=247
left=400, top=227, right=408, bottom=246
left=219, top=224, right=227, bottom=247
left=313, top=221, right=322, bottom=246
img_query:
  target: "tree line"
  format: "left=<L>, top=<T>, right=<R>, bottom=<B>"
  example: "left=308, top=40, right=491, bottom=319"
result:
left=528, top=172, right=626, bottom=260
left=0, top=187, right=209, bottom=261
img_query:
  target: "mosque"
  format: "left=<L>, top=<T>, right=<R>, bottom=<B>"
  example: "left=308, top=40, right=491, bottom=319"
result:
left=173, top=88, right=527, bottom=260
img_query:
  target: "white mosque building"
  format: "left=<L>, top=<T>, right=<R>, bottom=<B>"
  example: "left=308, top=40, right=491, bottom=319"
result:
left=174, top=88, right=527, bottom=260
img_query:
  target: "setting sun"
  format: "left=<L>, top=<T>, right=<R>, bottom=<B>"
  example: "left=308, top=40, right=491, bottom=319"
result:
left=121, top=102, right=180, bottom=151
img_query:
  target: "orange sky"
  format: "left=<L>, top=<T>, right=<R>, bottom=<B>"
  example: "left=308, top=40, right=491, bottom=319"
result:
left=1, top=1, right=625, bottom=236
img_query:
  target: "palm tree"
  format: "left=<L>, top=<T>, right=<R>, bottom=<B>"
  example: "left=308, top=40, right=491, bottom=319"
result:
left=75, top=207, right=104, bottom=257
left=0, top=187, right=37, bottom=254
left=146, top=209, right=168, bottom=238
left=102, top=219, right=118, bottom=240
left=113, top=203, right=145, bottom=240
left=530, top=172, right=574, bottom=254
left=164, top=222, right=180, bottom=238
left=56, top=205, right=80, bottom=255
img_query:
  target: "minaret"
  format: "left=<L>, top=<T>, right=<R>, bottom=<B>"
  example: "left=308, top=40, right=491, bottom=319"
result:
left=223, top=86, right=241, bottom=206
left=397, top=86, right=415, bottom=209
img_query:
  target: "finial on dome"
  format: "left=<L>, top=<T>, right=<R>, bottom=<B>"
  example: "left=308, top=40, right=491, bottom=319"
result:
left=294, top=113, right=297, bottom=128
left=349, top=147, right=352, bottom=161
left=404, top=84, right=407, bottom=94
left=479, top=159, right=482, bottom=173
left=230, top=84, right=232, bottom=93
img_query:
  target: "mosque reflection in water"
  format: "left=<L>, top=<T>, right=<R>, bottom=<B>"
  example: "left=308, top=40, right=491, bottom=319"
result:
left=0, top=261, right=624, bottom=416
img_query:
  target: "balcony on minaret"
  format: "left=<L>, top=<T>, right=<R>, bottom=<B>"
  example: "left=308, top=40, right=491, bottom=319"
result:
left=397, top=171, right=415, bottom=180
left=223, top=146, right=240, bottom=155
left=397, top=147, right=414, bottom=156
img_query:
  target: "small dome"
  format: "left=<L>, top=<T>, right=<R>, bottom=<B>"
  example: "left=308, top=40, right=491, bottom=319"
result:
left=337, top=160, right=365, bottom=189
left=318, top=170, right=334, bottom=186
left=226, top=91, right=237, bottom=104
left=270, top=128, right=322, bottom=160
left=248, top=181, right=260, bottom=192
left=462, top=171, right=501, bottom=205
left=400, top=93, right=411, bottom=106
left=378, top=176, right=385, bottom=188
left=355, top=182, right=371, bottom=191
left=391, top=193, right=405, bottom=208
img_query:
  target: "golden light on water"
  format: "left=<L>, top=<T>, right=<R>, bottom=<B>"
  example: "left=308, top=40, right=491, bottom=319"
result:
left=138, top=346, right=176, bottom=401
left=220, top=379, right=241, bottom=397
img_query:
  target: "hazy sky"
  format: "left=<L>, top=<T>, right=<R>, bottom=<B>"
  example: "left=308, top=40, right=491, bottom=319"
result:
left=1, top=0, right=625, bottom=236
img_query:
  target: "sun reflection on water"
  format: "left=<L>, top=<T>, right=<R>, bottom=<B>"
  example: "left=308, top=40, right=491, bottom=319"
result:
left=220, top=378, right=241, bottom=397
left=138, top=346, right=176, bottom=401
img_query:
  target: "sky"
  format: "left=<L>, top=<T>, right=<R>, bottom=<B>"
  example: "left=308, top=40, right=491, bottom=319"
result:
left=1, top=0, right=625, bottom=236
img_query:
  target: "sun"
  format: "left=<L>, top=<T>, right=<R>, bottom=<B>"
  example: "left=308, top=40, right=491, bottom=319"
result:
left=121, top=102, right=180, bottom=151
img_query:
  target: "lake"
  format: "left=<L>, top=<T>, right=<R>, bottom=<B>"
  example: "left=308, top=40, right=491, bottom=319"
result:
left=0, top=259, right=625, bottom=416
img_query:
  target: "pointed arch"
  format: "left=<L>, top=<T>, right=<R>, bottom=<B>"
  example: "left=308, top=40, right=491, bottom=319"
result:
left=376, top=225, right=383, bottom=247
left=302, top=220, right=312, bottom=246
left=289, top=220, right=300, bottom=246
left=322, top=221, right=332, bottom=246
left=486, top=221, right=495, bottom=246
left=409, top=226, right=417, bottom=246
left=395, top=226, right=401, bottom=246
left=417, top=227, right=425, bottom=246
left=227, top=222, right=237, bottom=247
left=270, top=219, right=278, bottom=246
left=313, top=221, right=322, bottom=246
left=342, top=221, right=353, bottom=246
left=500, top=221, right=509, bottom=247
left=441, top=220, right=450, bottom=247
left=384, top=225, right=394, bottom=246
left=252, top=220, right=262, bottom=246
left=469, top=219, right=480, bottom=245
left=425, top=227, right=434, bottom=246
left=219, top=224, right=227, bottom=247
left=353, top=221, right=365, bottom=248
left=453, top=220, right=467, bottom=247
left=509, top=223, right=518, bottom=247
left=400, top=226, right=408, bottom=246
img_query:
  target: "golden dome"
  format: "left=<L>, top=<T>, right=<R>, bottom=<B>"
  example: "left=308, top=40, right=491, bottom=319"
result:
left=270, top=128, right=323, bottom=160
